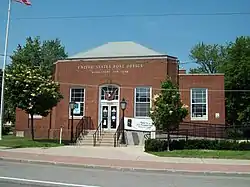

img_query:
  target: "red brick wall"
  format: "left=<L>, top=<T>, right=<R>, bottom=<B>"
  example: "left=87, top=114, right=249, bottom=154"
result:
left=179, top=74, right=225, bottom=124
left=15, top=57, right=178, bottom=139
left=15, top=57, right=225, bottom=140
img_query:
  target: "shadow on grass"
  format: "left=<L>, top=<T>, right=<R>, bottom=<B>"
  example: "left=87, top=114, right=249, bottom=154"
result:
left=34, top=139, right=71, bottom=145
left=0, top=135, right=72, bottom=149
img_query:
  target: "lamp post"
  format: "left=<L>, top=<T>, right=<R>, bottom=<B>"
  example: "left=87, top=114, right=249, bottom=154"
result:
left=69, top=101, right=76, bottom=143
left=120, top=98, right=127, bottom=145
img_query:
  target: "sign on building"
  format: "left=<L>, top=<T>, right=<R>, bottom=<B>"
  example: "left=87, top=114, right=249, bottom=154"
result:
left=124, top=117, right=155, bottom=132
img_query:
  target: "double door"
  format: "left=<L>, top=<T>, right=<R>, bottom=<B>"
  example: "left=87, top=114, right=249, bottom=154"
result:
left=100, top=103, right=119, bottom=130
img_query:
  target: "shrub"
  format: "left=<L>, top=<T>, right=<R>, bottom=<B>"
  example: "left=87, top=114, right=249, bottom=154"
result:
left=145, top=139, right=167, bottom=152
left=144, top=138, right=250, bottom=152
left=2, top=126, right=11, bottom=135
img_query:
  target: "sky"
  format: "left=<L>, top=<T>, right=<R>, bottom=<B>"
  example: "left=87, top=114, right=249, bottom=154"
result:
left=0, top=0, right=249, bottom=70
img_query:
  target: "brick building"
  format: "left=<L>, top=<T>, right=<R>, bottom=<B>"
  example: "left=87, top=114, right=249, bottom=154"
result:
left=15, top=41, right=225, bottom=143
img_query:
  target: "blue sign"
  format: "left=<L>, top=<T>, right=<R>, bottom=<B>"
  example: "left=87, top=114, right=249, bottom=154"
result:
left=73, top=102, right=81, bottom=114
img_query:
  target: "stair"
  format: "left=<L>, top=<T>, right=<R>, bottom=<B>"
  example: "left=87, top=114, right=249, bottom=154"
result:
left=98, top=131, right=115, bottom=147
left=75, top=130, right=95, bottom=146
left=76, top=130, right=115, bottom=147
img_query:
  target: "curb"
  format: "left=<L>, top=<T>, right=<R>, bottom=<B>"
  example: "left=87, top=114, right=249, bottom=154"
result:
left=1, top=156, right=250, bottom=177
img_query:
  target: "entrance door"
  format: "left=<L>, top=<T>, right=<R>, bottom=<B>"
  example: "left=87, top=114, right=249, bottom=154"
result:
left=100, top=104, right=119, bottom=130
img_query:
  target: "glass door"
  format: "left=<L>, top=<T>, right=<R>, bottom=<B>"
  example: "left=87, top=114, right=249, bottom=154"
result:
left=100, top=104, right=119, bottom=130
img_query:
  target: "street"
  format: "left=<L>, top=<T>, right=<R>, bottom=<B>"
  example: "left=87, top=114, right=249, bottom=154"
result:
left=0, top=160, right=249, bottom=187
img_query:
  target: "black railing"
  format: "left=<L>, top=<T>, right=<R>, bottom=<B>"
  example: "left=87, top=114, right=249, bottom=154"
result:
left=74, top=116, right=92, bottom=142
left=93, top=121, right=104, bottom=146
left=113, top=118, right=123, bottom=147
left=154, top=122, right=250, bottom=141
left=144, top=133, right=151, bottom=140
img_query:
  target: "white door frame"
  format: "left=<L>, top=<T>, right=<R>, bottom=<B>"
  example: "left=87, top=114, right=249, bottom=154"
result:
left=98, top=84, right=120, bottom=131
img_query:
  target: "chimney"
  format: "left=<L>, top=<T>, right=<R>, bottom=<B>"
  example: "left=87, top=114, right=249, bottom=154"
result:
left=179, top=69, right=186, bottom=74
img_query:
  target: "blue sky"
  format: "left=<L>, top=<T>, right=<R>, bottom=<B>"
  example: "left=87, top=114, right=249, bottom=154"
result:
left=0, top=0, right=249, bottom=70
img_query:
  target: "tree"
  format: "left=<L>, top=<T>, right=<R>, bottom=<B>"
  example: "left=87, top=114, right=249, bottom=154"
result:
left=5, top=64, right=63, bottom=140
left=11, top=36, right=68, bottom=76
left=188, top=36, right=250, bottom=138
left=4, top=36, right=67, bottom=124
left=189, top=42, right=227, bottom=74
left=150, top=79, right=189, bottom=151
left=222, top=36, right=250, bottom=136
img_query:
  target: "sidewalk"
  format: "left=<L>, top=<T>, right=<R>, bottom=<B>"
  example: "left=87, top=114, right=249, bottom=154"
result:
left=0, top=146, right=250, bottom=174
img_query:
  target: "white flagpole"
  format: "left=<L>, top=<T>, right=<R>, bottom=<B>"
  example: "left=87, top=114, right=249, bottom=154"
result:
left=0, top=0, right=12, bottom=140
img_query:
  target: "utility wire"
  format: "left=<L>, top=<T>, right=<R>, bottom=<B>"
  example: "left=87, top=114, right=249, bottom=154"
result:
left=12, top=12, right=250, bottom=21
left=0, top=53, right=195, bottom=64
left=58, top=81, right=250, bottom=92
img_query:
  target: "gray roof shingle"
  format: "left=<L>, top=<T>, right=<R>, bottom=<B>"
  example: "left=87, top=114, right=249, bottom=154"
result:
left=68, top=41, right=166, bottom=59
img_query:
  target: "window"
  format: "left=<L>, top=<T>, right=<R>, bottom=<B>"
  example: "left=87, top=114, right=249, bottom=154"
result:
left=100, top=85, right=119, bottom=101
left=134, top=87, right=151, bottom=118
left=191, top=88, right=208, bottom=120
left=70, top=88, right=85, bottom=117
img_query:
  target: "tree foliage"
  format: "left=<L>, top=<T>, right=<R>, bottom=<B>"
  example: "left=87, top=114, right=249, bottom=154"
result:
left=189, top=42, right=227, bottom=73
left=150, top=79, right=188, bottom=150
left=4, top=36, right=67, bottom=124
left=189, top=36, right=250, bottom=137
left=222, top=36, right=250, bottom=130
left=11, top=36, right=68, bottom=76
left=5, top=63, right=63, bottom=140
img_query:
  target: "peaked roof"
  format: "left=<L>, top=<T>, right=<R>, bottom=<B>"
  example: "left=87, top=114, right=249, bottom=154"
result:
left=68, top=41, right=166, bottom=59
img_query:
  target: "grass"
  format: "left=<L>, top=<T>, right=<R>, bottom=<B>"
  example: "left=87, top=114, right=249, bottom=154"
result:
left=149, top=150, right=250, bottom=160
left=0, top=135, right=65, bottom=148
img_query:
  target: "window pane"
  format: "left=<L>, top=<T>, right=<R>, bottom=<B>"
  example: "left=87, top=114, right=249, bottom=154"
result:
left=192, top=104, right=206, bottom=117
left=135, top=87, right=150, bottom=103
left=71, top=88, right=84, bottom=102
left=135, top=103, right=150, bottom=117
left=191, top=88, right=206, bottom=104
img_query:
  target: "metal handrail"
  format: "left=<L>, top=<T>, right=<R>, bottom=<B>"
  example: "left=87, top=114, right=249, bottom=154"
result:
left=74, top=116, right=92, bottom=143
left=93, top=121, right=103, bottom=146
left=113, top=118, right=123, bottom=147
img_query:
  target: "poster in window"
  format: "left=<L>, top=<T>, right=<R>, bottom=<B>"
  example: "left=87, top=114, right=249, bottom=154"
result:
left=73, top=102, right=81, bottom=115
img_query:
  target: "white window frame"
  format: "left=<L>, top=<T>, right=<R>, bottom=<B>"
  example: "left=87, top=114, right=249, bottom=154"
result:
left=134, top=86, right=152, bottom=118
left=69, top=87, right=85, bottom=119
left=190, top=88, right=208, bottom=121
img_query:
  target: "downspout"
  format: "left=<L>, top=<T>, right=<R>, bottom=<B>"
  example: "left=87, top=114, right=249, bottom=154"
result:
left=177, top=59, right=180, bottom=87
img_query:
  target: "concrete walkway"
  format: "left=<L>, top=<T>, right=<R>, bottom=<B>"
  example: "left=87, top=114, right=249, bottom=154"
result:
left=0, top=146, right=250, bottom=174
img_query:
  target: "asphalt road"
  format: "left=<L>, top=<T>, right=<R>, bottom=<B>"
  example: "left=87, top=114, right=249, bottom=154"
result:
left=0, top=160, right=249, bottom=187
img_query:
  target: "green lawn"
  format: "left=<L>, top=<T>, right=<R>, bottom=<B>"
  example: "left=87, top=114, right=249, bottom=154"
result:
left=149, top=150, right=250, bottom=160
left=0, top=135, right=65, bottom=148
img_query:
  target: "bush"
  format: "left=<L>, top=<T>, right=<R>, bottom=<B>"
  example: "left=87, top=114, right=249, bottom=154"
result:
left=2, top=126, right=11, bottom=135
left=144, top=139, right=250, bottom=152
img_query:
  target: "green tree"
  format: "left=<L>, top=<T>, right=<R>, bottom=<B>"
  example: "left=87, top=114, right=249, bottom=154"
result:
left=222, top=36, right=250, bottom=136
left=5, top=64, right=63, bottom=140
left=150, top=79, right=188, bottom=151
left=4, top=36, right=67, bottom=124
left=188, top=36, right=250, bottom=138
left=11, top=36, right=68, bottom=76
left=189, top=42, right=227, bottom=74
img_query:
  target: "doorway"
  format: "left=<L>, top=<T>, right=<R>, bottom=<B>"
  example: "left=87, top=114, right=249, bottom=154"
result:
left=99, top=84, right=120, bottom=131
left=100, top=103, right=119, bottom=130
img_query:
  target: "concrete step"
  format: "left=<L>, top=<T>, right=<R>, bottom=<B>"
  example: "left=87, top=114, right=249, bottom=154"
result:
left=76, top=130, right=117, bottom=147
left=102, top=134, right=115, bottom=138
left=76, top=141, right=114, bottom=147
